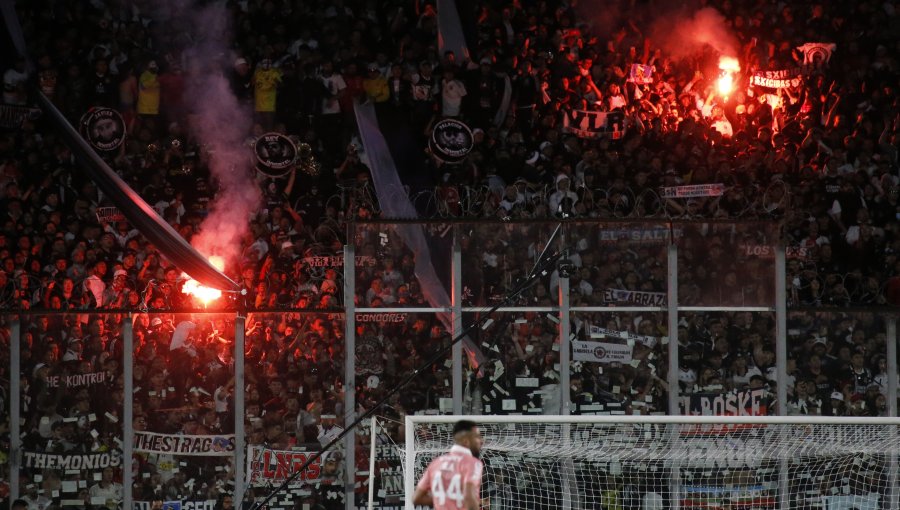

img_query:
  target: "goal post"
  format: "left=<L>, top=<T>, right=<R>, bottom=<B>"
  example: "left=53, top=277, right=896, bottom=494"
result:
left=403, top=415, right=900, bottom=510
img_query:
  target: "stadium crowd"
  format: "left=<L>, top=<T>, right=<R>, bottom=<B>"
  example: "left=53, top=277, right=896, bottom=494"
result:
left=0, top=0, right=898, bottom=508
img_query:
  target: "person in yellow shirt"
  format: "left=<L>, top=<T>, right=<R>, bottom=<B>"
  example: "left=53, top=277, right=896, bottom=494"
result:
left=253, top=59, right=282, bottom=128
left=137, top=60, right=160, bottom=118
left=362, top=63, right=389, bottom=103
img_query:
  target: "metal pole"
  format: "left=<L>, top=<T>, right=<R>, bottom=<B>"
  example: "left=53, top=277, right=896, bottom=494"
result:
left=9, top=318, right=20, bottom=503
left=404, top=416, right=416, bottom=510
left=368, top=417, right=377, bottom=510
left=666, top=240, right=679, bottom=415
left=887, top=318, right=898, bottom=510
left=887, top=318, right=897, bottom=417
left=666, top=238, right=680, bottom=510
left=234, top=316, right=246, bottom=506
left=559, top=240, right=571, bottom=414
left=122, top=316, right=134, bottom=510
left=775, top=244, right=787, bottom=415
left=559, top=227, right=573, bottom=510
left=344, top=240, right=357, bottom=510
left=451, top=225, right=463, bottom=414
left=775, top=244, right=789, bottom=510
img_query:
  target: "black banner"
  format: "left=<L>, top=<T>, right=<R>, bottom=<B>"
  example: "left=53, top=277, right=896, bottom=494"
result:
left=80, top=107, right=126, bottom=151
left=255, top=132, right=297, bottom=177
left=429, top=119, right=473, bottom=164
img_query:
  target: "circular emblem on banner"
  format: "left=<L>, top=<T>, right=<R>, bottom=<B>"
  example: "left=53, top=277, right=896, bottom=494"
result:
left=429, top=118, right=473, bottom=164
left=593, top=346, right=607, bottom=359
left=254, top=132, right=297, bottom=177
left=80, top=107, right=125, bottom=152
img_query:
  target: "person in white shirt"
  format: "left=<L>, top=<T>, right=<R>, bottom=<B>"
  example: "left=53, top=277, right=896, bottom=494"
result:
left=710, top=105, right=733, bottom=138
left=88, top=467, right=123, bottom=509
left=82, top=260, right=107, bottom=306
left=440, top=67, right=467, bottom=117
left=548, top=174, right=578, bottom=215
left=319, top=61, right=346, bottom=115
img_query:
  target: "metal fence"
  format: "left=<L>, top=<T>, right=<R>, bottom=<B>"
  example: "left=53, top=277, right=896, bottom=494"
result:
left=2, top=220, right=897, bottom=510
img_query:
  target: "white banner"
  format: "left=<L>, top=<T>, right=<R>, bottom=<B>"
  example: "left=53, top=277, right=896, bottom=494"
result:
left=133, top=501, right=217, bottom=510
left=589, top=325, right=659, bottom=349
left=750, top=68, right=802, bottom=88
left=562, top=109, right=625, bottom=140
left=797, top=42, right=836, bottom=67
left=572, top=341, right=633, bottom=363
left=437, top=0, right=469, bottom=61
left=23, top=450, right=121, bottom=469
left=603, top=288, right=666, bottom=306
left=661, top=183, right=725, bottom=198
left=246, top=445, right=323, bottom=486
left=133, top=432, right=235, bottom=456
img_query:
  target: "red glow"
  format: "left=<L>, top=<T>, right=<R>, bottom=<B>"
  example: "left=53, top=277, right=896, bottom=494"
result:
left=182, top=256, right=224, bottom=305
left=716, top=56, right=740, bottom=98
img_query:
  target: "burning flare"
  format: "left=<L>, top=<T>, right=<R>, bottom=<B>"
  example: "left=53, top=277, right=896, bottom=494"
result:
left=182, top=256, right=224, bottom=305
left=716, top=56, right=740, bottom=97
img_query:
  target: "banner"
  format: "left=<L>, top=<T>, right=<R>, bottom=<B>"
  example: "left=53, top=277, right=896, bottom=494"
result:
left=80, top=107, right=126, bottom=151
left=562, top=109, right=625, bottom=140
left=750, top=68, right=802, bottom=89
left=327, top=312, right=408, bottom=323
left=133, top=501, right=217, bottom=510
left=603, top=288, right=666, bottom=306
left=627, top=64, right=654, bottom=84
left=45, top=371, right=108, bottom=389
left=255, top=132, right=297, bottom=177
left=661, top=183, right=725, bottom=198
left=589, top=326, right=659, bottom=349
left=679, top=388, right=768, bottom=416
left=436, top=0, right=470, bottom=62
left=737, top=245, right=810, bottom=259
left=572, top=340, right=633, bottom=363
left=247, top=445, right=323, bottom=486
left=598, top=226, right=680, bottom=244
left=96, top=206, right=126, bottom=223
left=301, top=255, right=376, bottom=267
left=0, top=103, right=40, bottom=128
left=379, top=466, right=404, bottom=498
left=797, top=42, right=836, bottom=68
left=429, top=118, right=474, bottom=164
left=134, top=431, right=235, bottom=456
left=23, top=450, right=121, bottom=469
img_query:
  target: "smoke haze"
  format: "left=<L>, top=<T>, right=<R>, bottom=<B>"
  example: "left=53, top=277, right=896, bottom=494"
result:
left=660, top=7, right=739, bottom=59
left=572, top=1, right=739, bottom=61
left=166, top=1, right=260, bottom=269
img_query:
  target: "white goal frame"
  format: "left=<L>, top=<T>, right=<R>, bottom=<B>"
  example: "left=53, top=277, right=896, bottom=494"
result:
left=404, top=415, right=900, bottom=510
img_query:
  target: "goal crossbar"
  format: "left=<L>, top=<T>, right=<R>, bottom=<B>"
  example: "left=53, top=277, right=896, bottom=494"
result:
left=403, top=415, right=900, bottom=510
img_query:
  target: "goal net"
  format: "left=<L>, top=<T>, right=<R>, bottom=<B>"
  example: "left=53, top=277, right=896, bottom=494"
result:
left=401, top=416, right=900, bottom=510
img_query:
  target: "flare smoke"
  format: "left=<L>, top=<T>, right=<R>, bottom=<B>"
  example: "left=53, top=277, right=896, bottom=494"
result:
left=169, top=1, right=260, bottom=269
left=661, top=7, right=740, bottom=60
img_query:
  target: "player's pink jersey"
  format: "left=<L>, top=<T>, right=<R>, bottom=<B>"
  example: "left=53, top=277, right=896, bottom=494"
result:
left=416, top=445, right=483, bottom=510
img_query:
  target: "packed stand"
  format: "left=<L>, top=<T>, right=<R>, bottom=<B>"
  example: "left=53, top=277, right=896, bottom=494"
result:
left=1, top=0, right=899, bottom=507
